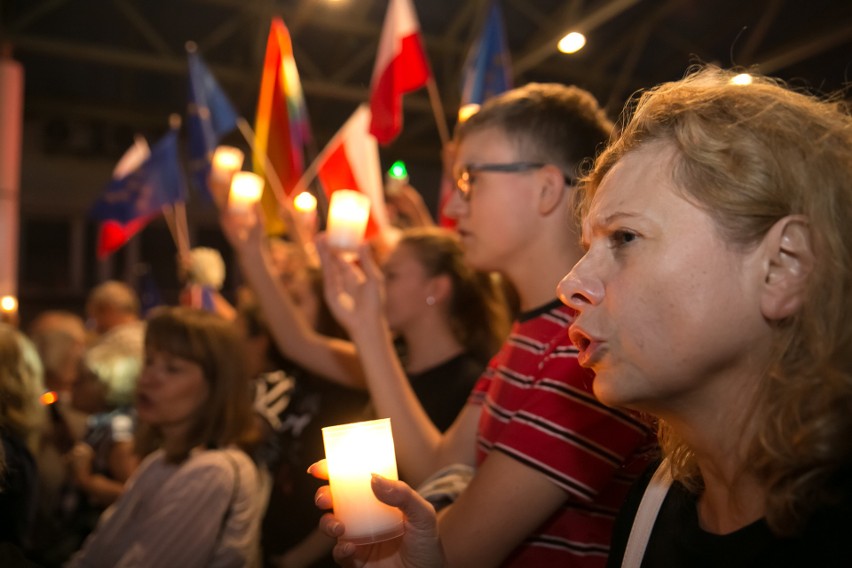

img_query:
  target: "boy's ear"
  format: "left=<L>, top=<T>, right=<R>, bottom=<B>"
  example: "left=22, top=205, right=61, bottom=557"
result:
left=760, top=215, right=814, bottom=320
left=537, top=164, right=569, bottom=215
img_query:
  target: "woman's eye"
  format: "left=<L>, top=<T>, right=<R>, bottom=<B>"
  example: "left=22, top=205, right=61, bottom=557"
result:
left=610, top=229, right=637, bottom=246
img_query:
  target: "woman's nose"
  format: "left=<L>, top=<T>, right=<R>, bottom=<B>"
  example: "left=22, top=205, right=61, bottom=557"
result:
left=557, top=257, right=604, bottom=311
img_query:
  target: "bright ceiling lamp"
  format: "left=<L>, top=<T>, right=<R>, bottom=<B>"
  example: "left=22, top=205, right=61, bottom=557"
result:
left=558, top=31, right=586, bottom=54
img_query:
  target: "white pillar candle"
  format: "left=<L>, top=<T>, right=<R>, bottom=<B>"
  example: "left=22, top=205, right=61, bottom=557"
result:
left=322, top=418, right=404, bottom=544
left=229, top=171, right=264, bottom=213
left=211, top=146, right=244, bottom=186
left=0, top=295, right=17, bottom=325
left=293, top=191, right=318, bottom=233
left=326, top=190, right=371, bottom=255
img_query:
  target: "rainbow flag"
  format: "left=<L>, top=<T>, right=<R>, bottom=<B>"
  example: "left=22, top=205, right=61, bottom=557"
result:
left=253, top=17, right=312, bottom=235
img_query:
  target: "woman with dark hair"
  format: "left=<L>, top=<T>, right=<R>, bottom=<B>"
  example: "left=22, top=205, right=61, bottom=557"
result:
left=68, top=307, right=262, bottom=567
left=224, top=220, right=511, bottom=435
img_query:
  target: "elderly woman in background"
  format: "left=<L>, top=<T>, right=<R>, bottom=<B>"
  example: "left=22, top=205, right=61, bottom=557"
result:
left=315, top=66, right=852, bottom=568
left=68, top=307, right=263, bottom=568
left=0, top=324, right=45, bottom=556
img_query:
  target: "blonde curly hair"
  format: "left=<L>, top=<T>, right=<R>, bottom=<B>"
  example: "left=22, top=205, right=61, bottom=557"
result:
left=575, top=65, right=852, bottom=535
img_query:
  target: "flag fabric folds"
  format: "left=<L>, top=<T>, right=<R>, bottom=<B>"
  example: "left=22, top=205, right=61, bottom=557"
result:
left=369, top=0, right=431, bottom=145
left=90, top=129, right=188, bottom=258
left=253, top=17, right=312, bottom=235
left=316, top=105, right=390, bottom=240
left=186, top=46, right=239, bottom=202
left=460, top=1, right=512, bottom=111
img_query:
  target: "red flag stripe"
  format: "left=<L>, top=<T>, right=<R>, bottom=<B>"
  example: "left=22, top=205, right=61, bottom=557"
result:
left=369, top=0, right=431, bottom=145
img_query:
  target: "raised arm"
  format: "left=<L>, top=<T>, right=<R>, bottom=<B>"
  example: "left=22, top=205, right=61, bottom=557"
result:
left=318, top=239, right=478, bottom=484
left=220, top=209, right=365, bottom=388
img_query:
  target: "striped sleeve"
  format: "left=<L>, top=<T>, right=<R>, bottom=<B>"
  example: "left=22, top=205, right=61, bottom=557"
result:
left=113, top=453, right=238, bottom=568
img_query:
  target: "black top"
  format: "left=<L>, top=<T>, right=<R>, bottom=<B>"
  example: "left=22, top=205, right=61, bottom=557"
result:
left=260, top=367, right=370, bottom=566
left=0, top=433, right=37, bottom=550
left=608, top=461, right=852, bottom=568
left=407, top=352, right=485, bottom=433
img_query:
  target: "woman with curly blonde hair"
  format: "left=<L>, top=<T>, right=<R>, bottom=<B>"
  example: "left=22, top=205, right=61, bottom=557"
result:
left=311, top=67, right=852, bottom=568
left=560, top=66, right=852, bottom=566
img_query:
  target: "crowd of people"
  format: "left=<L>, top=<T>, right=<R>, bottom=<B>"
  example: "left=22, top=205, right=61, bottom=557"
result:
left=1, top=63, right=850, bottom=568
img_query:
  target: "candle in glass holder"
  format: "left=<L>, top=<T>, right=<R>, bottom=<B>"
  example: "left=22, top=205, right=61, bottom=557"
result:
left=229, top=171, right=264, bottom=213
left=322, top=418, right=404, bottom=544
left=293, top=191, right=318, bottom=233
left=211, top=146, right=244, bottom=186
left=326, top=190, right=371, bottom=256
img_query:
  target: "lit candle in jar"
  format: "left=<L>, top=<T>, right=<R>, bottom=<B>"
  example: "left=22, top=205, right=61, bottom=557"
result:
left=211, top=146, right=244, bottom=185
left=322, top=418, right=404, bottom=544
left=326, top=190, right=371, bottom=256
left=211, top=146, right=245, bottom=207
left=229, top=171, right=264, bottom=213
left=293, top=191, right=318, bottom=233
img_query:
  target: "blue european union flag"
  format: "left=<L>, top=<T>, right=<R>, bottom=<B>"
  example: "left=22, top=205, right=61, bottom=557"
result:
left=90, top=129, right=188, bottom=224
left=461, top=1, right=512, bottom=108
left=186, top=46, right=239, bottom=202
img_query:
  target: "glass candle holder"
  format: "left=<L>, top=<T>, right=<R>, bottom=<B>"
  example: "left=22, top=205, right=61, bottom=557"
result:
left=293, top=191, right=318, bottom=233
left=211, top=146, right=244, bottom=186
left=322, top=418, right=404, bottom=544
left=326, top=190, right=371, bottom=257
left=228, top=171, right=264, bottom=213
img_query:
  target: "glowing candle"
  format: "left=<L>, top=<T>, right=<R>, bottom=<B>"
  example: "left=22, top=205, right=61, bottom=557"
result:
left=212, top=146, right=244, bottom=185
left=326, top=190, right=371, bottom=256
left=229, top=171, right=264, bottom=213
left=0, top=295, right=17, bottom=314
left=40, top=391, right=58, bottom=405
left=322, top=418, right=404, bottom=544
left=293, top=191, right=318, bottom=233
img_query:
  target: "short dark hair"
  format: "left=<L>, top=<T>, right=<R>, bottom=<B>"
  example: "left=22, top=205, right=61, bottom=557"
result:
left=455, top=82, right=614, bottom=180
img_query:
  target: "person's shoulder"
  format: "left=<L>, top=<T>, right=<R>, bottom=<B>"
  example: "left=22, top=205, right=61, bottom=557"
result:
left=185, top=448, right=257, bottom=486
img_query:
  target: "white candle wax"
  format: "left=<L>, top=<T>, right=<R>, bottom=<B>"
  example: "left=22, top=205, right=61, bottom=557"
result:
left=229, top=171, right=264, bottom=213
left=293, top=191, right=318, bottom=233
left=211, top=146, right=245, bottom=186
left=326, top=190, right=371, bottom=255
left=322, top=418, right=404, bottom=544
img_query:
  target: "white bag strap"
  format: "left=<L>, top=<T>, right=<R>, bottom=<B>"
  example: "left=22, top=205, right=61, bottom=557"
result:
left=621, top=459, right=673, bottom=568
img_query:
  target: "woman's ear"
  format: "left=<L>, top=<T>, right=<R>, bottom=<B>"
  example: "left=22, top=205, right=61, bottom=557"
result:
left=760, top=215, right=814, bottom=320
left=428, top=273, right=453, bottom=306
left=537, top=164, right=569, bottom=215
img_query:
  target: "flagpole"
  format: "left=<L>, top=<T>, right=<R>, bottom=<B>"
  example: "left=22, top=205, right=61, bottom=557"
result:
left=168, top=113, right=192, bottom=258
left=235, top=117, right=319, bottom=266
left=161, top=205, right=180, bottom=247
left=426, top=78, right=451, bottom=147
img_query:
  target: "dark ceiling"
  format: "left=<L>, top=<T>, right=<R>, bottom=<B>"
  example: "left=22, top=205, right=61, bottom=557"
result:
left=2, top=0, right=851, bottom=168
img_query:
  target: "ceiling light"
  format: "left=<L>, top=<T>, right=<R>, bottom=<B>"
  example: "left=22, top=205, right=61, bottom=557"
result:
left=558, top=32, right=586, bottom=54
left=730, top=73, right=753, bottom=85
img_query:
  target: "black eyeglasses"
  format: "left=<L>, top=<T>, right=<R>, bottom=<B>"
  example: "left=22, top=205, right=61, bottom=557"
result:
left=454, top=162, right=574, bottom=201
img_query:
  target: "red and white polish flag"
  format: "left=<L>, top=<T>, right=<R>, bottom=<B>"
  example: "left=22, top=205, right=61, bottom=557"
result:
left=369, top=0, right=431, bottom=145
left=316, top=105, right=391, bottom=241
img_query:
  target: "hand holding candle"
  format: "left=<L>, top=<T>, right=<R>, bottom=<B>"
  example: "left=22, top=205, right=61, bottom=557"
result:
left=326, top=190, right=371, bottom=258
left=322, top=418, right=404, bottom=544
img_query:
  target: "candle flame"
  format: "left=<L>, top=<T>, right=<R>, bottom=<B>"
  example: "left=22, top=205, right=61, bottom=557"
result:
left=40, top=391, right=58, bottom=405
left=294, top=191, right=318, bottom=213
left=0, top=295, right=17, bottom=313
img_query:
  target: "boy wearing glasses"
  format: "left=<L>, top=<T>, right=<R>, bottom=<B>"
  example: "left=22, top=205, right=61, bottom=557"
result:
left=318, top=83, right=656, bottom=567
